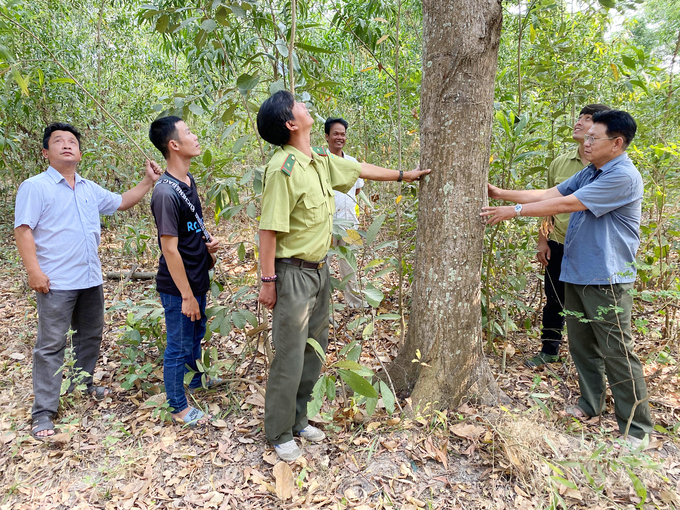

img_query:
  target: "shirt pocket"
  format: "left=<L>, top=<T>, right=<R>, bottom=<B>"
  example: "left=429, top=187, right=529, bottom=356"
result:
left=79, top=189, right=103, bottom=239
left=302, top=193, right=328, bottom=227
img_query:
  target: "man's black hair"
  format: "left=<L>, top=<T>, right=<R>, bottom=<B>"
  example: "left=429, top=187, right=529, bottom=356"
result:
left=149, top=115, right=182, bottom=159
left=325, top=117, right=348, bottom=135
left=579, top=104, right=611, bottom=116
left=43, top=122, right=81, bottom=150
left=592, top=109, right=637, bottom=147
left=256, top=90, right=295, bottom=146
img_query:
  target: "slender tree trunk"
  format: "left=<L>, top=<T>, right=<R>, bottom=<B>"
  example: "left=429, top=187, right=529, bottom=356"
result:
left=389, top=0, right=507, bottom=408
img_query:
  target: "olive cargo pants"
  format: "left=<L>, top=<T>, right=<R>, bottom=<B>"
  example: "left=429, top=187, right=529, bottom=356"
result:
left=565, top=282, right=653, bottom=439
left=265, top=261, right=330, bottom=445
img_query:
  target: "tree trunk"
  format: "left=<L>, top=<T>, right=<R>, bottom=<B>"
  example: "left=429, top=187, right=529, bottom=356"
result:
left=389, top=0, right=506, bottom=408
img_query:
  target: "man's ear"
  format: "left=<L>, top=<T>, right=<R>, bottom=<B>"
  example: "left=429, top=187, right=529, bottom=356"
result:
left=285, top=120, right=298, bottom=133
left=168, top=139, right=179, bottom=152
left=613, top=137, right=625, bottom=151
left=42, top=148, right=49, bottom=160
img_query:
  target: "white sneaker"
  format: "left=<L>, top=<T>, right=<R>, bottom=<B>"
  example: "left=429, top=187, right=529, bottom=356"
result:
left=296, top=425, right=326, bottom=442
left=274, top=440, right=301, bottom=461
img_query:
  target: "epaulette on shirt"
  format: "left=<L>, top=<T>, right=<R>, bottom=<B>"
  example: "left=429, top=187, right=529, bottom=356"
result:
left=312, top=146, right=328, bottom=156
left=281, top=154, right=296, bottom=176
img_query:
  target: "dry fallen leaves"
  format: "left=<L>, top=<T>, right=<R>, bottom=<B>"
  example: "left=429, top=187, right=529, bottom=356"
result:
left=272, top=461, right=294, bottom=501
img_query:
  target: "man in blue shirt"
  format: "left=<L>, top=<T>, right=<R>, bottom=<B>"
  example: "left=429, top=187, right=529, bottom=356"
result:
left=481, top=110, right=653, bottom=442
left=14, top=122, right=162, bottom=438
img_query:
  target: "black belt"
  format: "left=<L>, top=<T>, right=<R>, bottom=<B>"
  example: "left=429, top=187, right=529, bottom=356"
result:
left=276, top=257, right=326, bottom=269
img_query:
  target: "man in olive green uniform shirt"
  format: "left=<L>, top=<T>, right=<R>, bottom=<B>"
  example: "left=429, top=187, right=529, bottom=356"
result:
left=527, top=104, right=610, bottom=368
left=256, top=91, right=429, bottom=461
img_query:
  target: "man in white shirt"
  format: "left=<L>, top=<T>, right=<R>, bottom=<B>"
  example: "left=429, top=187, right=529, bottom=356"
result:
left=325, top=117, right=366, bottom=309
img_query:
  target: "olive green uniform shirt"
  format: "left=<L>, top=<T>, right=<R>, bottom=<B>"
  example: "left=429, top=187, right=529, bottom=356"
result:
left=548, top=147, right=587, bottom=244
left=259, top=144, right=362, bottom=262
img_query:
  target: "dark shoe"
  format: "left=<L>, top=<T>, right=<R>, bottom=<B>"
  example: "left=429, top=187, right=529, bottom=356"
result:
left=31, top=415, right=58, bottom=440
left=88, top=386, right=111, bottom=401
left=524, top=352, right=559, bottom=368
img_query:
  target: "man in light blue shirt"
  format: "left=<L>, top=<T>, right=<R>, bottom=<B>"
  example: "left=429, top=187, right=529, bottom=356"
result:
left=14, top=122, right=161, bottom=439
left=481, top=110, right=653, bottom=443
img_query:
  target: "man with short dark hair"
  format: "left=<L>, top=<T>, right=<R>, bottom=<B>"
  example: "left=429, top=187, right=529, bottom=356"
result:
left=482, top=110, right=653, bottom=443
left=527, top=104, right=611, bottom=368
left=15, top=122, right=162, bottom=438
left=149, top=116, right=220, bottom=427
left=256, top=91, right=429, bottom=461
left=324, top=117, right=365, bottom=309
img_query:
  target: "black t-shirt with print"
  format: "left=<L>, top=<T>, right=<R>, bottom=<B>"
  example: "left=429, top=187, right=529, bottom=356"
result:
left=150, top=172, right=211, bottom=297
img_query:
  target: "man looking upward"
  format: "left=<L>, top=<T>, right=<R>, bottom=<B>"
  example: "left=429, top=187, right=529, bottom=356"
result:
left=149, top=116, right=220, bottom=427
left=256, top=91, right=430, bottom=461
left=15, top=122, right=162, bottom=439
left=325, top=117, right=366, bottom=309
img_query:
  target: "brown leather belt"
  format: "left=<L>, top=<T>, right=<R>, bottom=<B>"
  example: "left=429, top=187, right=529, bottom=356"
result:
left=276, top=257, right=326, bottom=269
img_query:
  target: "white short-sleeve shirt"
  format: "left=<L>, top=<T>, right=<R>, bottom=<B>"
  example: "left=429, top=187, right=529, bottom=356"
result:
left=333, top=153, right=363, bottom=226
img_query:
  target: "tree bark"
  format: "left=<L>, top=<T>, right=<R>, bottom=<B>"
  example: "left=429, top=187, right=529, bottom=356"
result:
left=388, top=0, right=507, bottom=408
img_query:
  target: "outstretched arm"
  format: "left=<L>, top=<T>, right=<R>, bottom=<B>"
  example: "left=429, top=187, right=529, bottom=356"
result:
left=119, top=160, right=162, bottom=211
left=359, top=163, right=430, bottom=182
left=481, top=195, right=586, bottom=225
left=487, top=183, right=563, bottom=204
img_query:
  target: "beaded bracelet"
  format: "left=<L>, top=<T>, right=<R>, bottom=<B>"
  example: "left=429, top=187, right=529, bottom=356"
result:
left=261, top=275, right=277, bottom=283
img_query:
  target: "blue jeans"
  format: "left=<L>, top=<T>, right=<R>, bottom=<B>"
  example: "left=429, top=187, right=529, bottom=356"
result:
left=160, top=292, right=207, bottom=413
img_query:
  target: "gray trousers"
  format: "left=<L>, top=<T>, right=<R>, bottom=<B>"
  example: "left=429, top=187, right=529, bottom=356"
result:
left=265, top=261, right=330, bottom=445
left=33, top=285, right=105, bottom=419
left=565, top=282, right=653, bottom=439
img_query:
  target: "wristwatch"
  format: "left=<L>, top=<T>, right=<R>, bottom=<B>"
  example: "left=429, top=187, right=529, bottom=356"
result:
left=514, top=204, right=523, bottom=217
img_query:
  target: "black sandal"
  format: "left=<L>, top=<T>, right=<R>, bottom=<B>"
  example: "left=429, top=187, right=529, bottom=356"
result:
left=31, top=415, right=58, bottom=440
left=89, top=386, right=111, bottom=401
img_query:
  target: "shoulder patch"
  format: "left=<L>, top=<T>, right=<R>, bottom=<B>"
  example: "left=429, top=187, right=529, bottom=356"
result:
left=280, top=154, right=296, bottom=176
left=312, top=146, right=328, bottom=156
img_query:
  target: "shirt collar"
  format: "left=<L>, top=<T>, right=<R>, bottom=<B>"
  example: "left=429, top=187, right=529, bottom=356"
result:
left=282, top=144, right=314, bottom=168
left=46, top=165, right=83, bottom=184
left=568, top=146, right=584, bottom=165
left=596, top=153, right=630, bottom=174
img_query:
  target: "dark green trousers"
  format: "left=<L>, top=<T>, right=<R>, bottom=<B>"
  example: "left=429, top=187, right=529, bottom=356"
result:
left=565, top=282, right=653, bottom=439
left=264, top=261, right=330, bottom=445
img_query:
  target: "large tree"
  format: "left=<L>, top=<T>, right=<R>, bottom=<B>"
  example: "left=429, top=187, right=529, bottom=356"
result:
left=389, top=0, right=506, bottom=407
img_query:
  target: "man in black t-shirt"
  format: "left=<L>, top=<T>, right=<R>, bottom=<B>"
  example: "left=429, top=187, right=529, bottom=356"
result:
left=149, top=116, right=220, bottom=427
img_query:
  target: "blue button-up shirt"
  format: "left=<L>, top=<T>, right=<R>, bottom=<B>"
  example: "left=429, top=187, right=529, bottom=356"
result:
left=556, top=153, right=643, bottom=285
left=14, top=166, right=122, bottom=290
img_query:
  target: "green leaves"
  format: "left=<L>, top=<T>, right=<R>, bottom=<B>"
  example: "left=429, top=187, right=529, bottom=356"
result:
left=236, top=73, right=259, bottom=95
left=338, top=369, right=378, bottom=398
left=363, top=285, right=384, bottom=308
left=155, top=14, right=169, bottom=33
left=201, top=19, right=217, bottom=33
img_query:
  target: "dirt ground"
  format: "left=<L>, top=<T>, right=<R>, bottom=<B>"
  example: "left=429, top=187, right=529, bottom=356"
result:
left=1, top=216, right=679, bottom=510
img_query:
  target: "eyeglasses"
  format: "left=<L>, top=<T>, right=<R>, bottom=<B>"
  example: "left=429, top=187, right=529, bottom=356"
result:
left=584, top=135, right=618, bottom=144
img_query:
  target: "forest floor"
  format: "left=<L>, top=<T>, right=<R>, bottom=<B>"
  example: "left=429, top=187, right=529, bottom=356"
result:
left=1, top=212, right=679, bottom=510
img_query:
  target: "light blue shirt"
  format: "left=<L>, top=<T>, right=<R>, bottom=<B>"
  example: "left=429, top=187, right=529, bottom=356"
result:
left=14, top=166, right=122, bottom=290
left=557, top=153, right=643, bottom=285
